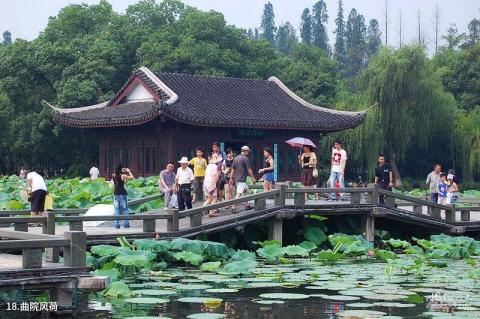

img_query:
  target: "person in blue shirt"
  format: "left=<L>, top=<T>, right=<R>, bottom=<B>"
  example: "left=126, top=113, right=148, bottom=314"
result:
left=437, top=173, right=448, bottom=205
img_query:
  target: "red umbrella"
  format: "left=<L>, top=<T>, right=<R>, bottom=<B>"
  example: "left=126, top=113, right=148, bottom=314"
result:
left=285, top=137, right=317, bottom=148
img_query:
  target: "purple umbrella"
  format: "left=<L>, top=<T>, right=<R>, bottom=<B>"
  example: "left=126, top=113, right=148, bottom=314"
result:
left=285, top=137, right=317, bottom=148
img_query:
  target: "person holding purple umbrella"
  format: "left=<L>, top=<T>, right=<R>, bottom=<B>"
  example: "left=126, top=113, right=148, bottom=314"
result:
left=298, top=145, right=318, bottom=201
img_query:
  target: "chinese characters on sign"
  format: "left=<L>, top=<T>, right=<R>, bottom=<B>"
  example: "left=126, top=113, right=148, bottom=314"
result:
left=6, top=302, right=58, bottom=312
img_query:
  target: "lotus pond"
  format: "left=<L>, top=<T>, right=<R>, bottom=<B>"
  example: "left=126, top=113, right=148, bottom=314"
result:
left=64, top=233, right=480, bottom=319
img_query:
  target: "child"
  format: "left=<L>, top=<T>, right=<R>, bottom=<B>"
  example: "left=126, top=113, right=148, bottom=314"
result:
left=446, top=174, right=459, bottom=205
left=437, top=173, right=448, bottom=205
left=189, top=148, right=207, bottom=203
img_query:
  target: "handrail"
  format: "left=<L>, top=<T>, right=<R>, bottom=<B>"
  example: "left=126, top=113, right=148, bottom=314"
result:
left=377, top=189, right=451, bottom=210
left=0, top=239, right=70, bottom=249
left=178, top=189, right=280, bottom=218
left=0, top=194, right=163, bottom=216
left=285, top=187, right=372, bottom=194
left=55, top=213, right=171, bottom=222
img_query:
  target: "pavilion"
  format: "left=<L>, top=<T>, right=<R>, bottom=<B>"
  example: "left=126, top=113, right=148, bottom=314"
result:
left=46, top=66, right=366, bottom=181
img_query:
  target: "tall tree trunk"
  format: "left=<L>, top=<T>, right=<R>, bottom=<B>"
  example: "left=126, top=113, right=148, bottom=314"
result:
left=388, top=146, right=403, bottom=188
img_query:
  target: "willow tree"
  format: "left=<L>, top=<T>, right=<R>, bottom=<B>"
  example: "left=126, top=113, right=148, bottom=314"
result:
left=356, top=46, right=457, bottom=186
left=453, top=109, right=480, bottom=182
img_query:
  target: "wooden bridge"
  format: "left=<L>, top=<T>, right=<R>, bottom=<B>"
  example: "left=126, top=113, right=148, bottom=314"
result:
left=0, top=184, right=479, bottom=278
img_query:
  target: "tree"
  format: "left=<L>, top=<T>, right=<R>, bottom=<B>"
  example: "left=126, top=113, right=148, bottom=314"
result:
left=433, top=4, right=440, bottom=54
left=300, top=8, right=312, bottom=45
left=384, top=0, right=388, bottom=45
left=398, top=10, right=403, bottom=48
left=442, top=24, right=466, bottom=50
left=260, top=1, right=276, bottom=45
left=334, top=0, right=346, bottom=61
left=246, top=28, right=255, bottom=39
left=2, top=31, right=12, bottom=45
left=311, top=0, right=329, bottom=52
left=357, top=46, right=456, bottom=185
left=463, top=18, right=480, bottom=48
left=345, top=9, right=367, bottom=77
left=366, top=19, right=382, bottom=58
left=276, top=22, right=298, bottom=55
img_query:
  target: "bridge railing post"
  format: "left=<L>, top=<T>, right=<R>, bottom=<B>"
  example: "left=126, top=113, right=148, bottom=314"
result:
left=167, top=209, right=179, bottom=232
left=445, top=205, right=456, bottom=223
left=274, top=183, right=286, bottom=206
left=14, top=221, right=28, bottom=232
left=431, top=207, right=441, bottom=219
left=63, top=231, right=86, bottom=267
left=294, top=192, right=305, bottom=207
left=190, top=212, right=202, bottom=228
left=367, top=184, right=379, bottom=204
left=143, top=216, right=156, bottom=232
left=460, top=210, right=470, bottom=222
left=254, top=197, right=267, bottom=210
left=351, top=192, right=361, bottom=204
left=44, top=211, right=59, bottom=263
left=286, top=181, right=294, bottom=199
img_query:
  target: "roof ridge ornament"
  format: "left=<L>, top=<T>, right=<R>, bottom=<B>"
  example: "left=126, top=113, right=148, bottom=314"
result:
left=267, top=76, right=368, bottom=116
left=139, top=66, right=178, bottom=105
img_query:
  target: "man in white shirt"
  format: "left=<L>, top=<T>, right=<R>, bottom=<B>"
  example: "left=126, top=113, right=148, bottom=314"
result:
left=328, top=139, right=347, bottom=201
left=26, top=171, right=48, bottom=218
left=90, top=165, right=100, bottom=180
left=175, top=157, right=195, bottom=211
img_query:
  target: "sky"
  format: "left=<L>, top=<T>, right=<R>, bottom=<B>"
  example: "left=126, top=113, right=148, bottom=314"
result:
left=1, top=0, right=479, bottom=53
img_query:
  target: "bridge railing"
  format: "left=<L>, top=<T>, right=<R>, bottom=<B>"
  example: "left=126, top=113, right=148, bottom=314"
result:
left=0, top=194, right=163, bottom=217
left=0, top=230, right=86, bottom=269
left=284, top=187, right=376, bottom=206
left=377, top=188, right=459, bottom=223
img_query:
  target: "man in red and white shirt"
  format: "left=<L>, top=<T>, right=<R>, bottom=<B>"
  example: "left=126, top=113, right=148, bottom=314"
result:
left=328, top=139, right=347, bottom=201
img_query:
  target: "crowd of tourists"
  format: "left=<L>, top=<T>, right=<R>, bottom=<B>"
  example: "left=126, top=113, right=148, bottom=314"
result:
left=17, top=139, right=462, bottom=228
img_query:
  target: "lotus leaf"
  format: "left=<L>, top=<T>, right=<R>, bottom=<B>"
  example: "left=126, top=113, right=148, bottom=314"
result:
left=200, top=261, right=221, bottom=272
left=186, top=314, right=225, bottom=319
left=385, top=238, right=411, bottom=249
left=102, top=281, right=131, bottom=298
left=173, top=251, right=204, bottom=266
left=114, top=250, right=156, bottom=267
left=299, top=241, right=318, bottom=251
left=124, top=297, right=169, bottom=304
left=317, top=250, right=344, bottom=262
left=91, top=245, right=129, bottom=257
left=375, top=249, right=397, bottom=261
left=303, top=226, right=327, bottom=245
left=257, top=245, right=285, bottom=261
left=253, top=240, right=281, bottom=247
left=176, top=284, right=212, bottom=290
left=177, top=297, right=222, bottom=304
left=259, top=293, right=310, bottom=300
left=230, top=250, right=257, bottom=261
left=222, top=259, right=258, bottom=275
left=283, top=245, right=310, bottom=257
left=346, top=302, right=375, bottom=308
left=170, top=238, right=206, bottom=254
left=337, top=310, right=386, bottom=318
left=132, top=289, right=177, bottom=296
left=203, top=241, right=229, bottom=259
left=134, top=239, right=171, bottom=252
left=206, top=288, right=239, bottom=293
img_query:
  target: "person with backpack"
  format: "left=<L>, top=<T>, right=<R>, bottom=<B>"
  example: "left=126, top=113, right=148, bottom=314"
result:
left=111, top=163, right=134, bottom=229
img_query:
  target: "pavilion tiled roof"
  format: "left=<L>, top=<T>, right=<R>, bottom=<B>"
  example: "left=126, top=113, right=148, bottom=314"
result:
left=45, top=67, right=367, bottom=131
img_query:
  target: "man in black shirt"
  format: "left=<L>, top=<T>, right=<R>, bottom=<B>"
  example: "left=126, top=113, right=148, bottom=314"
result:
left=374, top=154, right=394, bottom=205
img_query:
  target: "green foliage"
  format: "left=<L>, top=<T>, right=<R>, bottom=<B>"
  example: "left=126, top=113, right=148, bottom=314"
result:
left=221, top=259, right=258, bottom=275
left=384, top=238, right=411, bottom=249
left=298, top=241, right=317, bottom=251
left=374, top=249, right=397, bottom=261
left=316, top=250, right=344, bottom=263
left=91, top=245, right=128, bottom=257
left=200, top=261, right=221, bottom=272
left=173, top=251, right=203, bottom=266
left=93, top=268, right=121, bottom=281
left=303, top=225, right=327, bottom=245
left=328, top=233, right=373, bottom=256
left=260, top=2, right=276, bottom=45
left=134, top=239, right=171, bottom=253
left=283, top=245, right=310, bottom=257
left=102, top=281, right=131, bottom=299
left=230, top=250, right=257, bottom=261
left=113, top=250, right=156, bottom=268
left=256, top=244, right=285, bottom=262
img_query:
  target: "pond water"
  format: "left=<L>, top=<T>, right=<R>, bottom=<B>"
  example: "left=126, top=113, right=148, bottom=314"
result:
left=1, top=257, right=479, bottom=319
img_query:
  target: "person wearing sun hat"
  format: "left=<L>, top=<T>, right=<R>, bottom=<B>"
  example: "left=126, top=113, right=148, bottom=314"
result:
left=175, top=156, right=195, bottom=211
